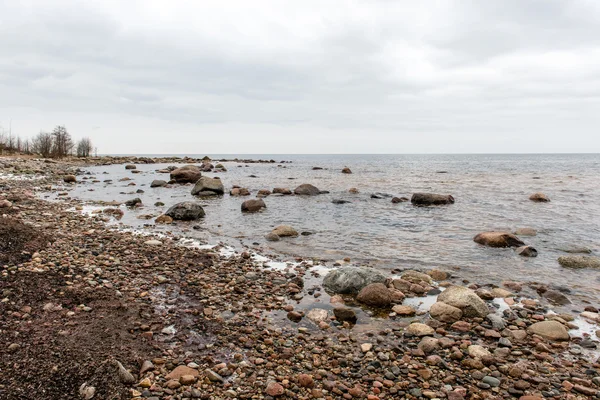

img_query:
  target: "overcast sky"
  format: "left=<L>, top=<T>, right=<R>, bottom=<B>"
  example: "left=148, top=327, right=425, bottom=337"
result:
left=1, top=1, right=600, bottom=154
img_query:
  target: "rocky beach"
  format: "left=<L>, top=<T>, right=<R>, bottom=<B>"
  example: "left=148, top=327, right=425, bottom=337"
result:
left=1, top=156, right=600, bottom=400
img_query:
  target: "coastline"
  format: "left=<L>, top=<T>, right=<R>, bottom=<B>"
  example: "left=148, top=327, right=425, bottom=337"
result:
left=1, top=156, right=599, bottom=399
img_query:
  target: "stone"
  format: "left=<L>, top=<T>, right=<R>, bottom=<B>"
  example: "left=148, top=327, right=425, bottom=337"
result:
left=516, top=245, right=538, bottom=257
left=323, top=267, right=386, bottom=295
left=125, top=198, right=142, bottom=207
left=166, top=366, right=200, bottom=380
left=125, top=164, right=137, bottom=170
left=155, top=215, right=173, bottom=224
left=437, top=286, right=489, bottom=317
left=406, top=323, right=435, bottom=336
left=333, top=307, right=357, bottom=323
left=116, top=361, right=135, bottom=384
left=361, top=343, right=373, bottom=353
left=418, top=337, right=440, bottom=353
left=306, top=308, right=329, bottom=323
left=401, top=270, right=432, bottom=284
left=272, top=188, right=292, bottom=195
left=63, top=175, right=77, bottom=183
left=191, top=176, right=224, bottom=195
left=473, top=232, right=525, bottom=248
left=430, top=301, right=463, bottom=323
left=150, top=180, right=167, bottom=188
left=144, top=240, right=162, bottom=246
left=294, top=183, right=321, bottom=196
left=468, top=345, right=491, bottom=359
left=543, top=289, right=571, bottom=305
left=515, top=227, right=537, bottom=236
left=341, top=167, right=352, bottom=174
left=170, top=165, right=201, bottom=183
left=271, top=225, right=298, bottom=237
left=0, top=200, right=12, bottom=208
left=558, top=255, right=600, bottom=269
left=411, top=193, right=455, bottom=205
left=179, top=375, right=197, bottom=385
left=165, top=202, right=205, bottom=220
left=265, top=232, right=280, bottom=241
left=204, top=369, right=224, bottom=382
left=257, top=189, right=271, bottom=197
left=230, top=187, right=250, bottom=196
left=297, top=374, right=314, bottom=388
left=357, top=283, right=392, bottom=307
left=529, top=192, right=550, bottom=202
left=241, top=199, right=266, bottom=212
left=490, top=288, right=513, bottom=298
left=428, top=269, right=449, bottom=281
left=392, top=305, right=416, bottom=316
left=266, top=381, right=285, bottom=397
left=79, top=383, right=95, bottom=399
left=528, top=321, right=570, bottom=341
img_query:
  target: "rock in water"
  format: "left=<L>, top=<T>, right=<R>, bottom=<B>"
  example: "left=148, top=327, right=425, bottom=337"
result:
left=294, top=183, right=321, bottom=196
left=333, top=307, right=357, bottom=323
left=436, top=285, right=489, bottom=318
left=558, top=255, right=600, bottom=269
left=529, top=192, right=550, bottom=202
left=151, top=180, right=167, bottom=188
left=265, top=232, right=280, bottom=241
left=272, top=188, right=292, bottom=195
left=170, top=165, right=201, bottom=183
left=323, top=267, right=386, bottom=294
left=543, top=289, right=571, bottom=305
left=528, top=321, right=570, bottom=341
left=516, top=245, right=538, bottom=257
left=125, top=198, right=142, bottom=207
left=473, top=232, right=525, bottom=248
left=165, top=202, right=205, bottom=220
left=357, top=283, right=392, bottom=307
left=515, top=227, right=537, bottom=236
left=271, top=225, right=298, bottom=237
left=241, top=199, right=266, bottom=212
left=341, top=167, right=352, bottom=174
left=191, top=176, right=224, bottom=195
left=430, top=301, right=463, bottom=323
left=63, top=175, right=77, bottom=183
left=411, top=193, right=454, bottom=205
left=125, top=164, right=136, bottom=170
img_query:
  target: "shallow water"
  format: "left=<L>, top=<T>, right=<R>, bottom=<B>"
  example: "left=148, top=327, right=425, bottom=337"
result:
left=64, top=154, right=600, bottom=309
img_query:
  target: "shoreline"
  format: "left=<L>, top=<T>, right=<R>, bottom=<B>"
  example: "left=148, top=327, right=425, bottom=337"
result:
left=1, top=156, right=600, bottom=399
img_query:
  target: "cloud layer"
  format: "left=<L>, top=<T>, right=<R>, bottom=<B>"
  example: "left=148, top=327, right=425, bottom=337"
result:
left=1, top=0, right=600, bottom=153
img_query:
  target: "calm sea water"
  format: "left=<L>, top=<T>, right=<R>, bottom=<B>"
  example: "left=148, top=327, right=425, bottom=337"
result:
left=68, top=154, right=600, bottom=309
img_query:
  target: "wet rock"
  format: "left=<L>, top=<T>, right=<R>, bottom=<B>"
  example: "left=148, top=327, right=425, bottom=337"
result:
left=271, top=225, right=298, bottom=237
left=150, top=180, right=167, bottom=188
left=391, top=197, right=409, bottom=203
left=125, top=164, right=136, bottom=170
left=341, top=167, right=352, bottom=174
left=411, top=193, right=455, bottom=206
left=558, top=245, right=592, bottom=254
left=256, top=189, right=271, bottom=198
left=165, top=202, right=205, bottom=220
left=474, top=232, right=525, bottom=248
left=543, top=289, right=571, bottom=305
left=516, top=245, right=538, bottom=257
left=406, top=323, right=435, bottom=336
left=294, top=183, right=321, bottom=196
left=170, top=165, right=201, bottom=183
left=272, top=187, right=292, bottom=195
left=392, top=305, right=416, bottom=316
left=332, top=199, right=350, bottom=204
left=307, top=309, right=329, bottom=323
left=333, top=307, right=357, bottom=323
left=528, top=321, right=570, bottom=341
left=401, top=270, right=432, bottom=284
left=125, top=198, right=142, bottom=208
left=191, top=176, right=224, bottom=195
left=437, top=285, right=489, bottom=317
left=515, top=227, right=537, bottom=236
left=323, top=267, right=386, bottom=294
left=558, top=255, right=600, bottom=269
left=230, top=187, right=250, bottom=196
left=155, top=215, right=173, bottom=224
left=430, top=301, right=463, bottom=323
left=357, top=283, right=392, bottom=307
left=63, top=175, right=77, bottom=183
left=241, top=199, right=266, bottom=212
left=265, top=232, right=280, bottom=242
left=529, top=192, right=550, bottom=202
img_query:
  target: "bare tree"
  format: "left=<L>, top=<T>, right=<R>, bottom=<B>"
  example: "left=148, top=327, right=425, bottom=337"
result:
left=76, top=137, right=93, bottom=157
left=32, top=132, right=54, bottom=158
left=51, top=125, right=74, bottom=158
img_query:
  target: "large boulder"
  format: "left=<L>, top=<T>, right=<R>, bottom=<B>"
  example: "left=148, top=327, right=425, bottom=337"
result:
left=241, top=199, right=266, bottom=212
left=411, top=193, right=454, bottom=206
left=529, top=193, right=550, bottom=202
left=558, top=256, right=600, bottom=269
left=170, top=165, right=202, bottom=183
left=430, top=301, right=463, bottom=323
left=528, top=321, right=570, bottom=341
left=356, top=283, right=392, bottom=307
left=323, top=267, right=387, bottom=295
left=191, top=177, right=224, bottom=195
left=165, top=202, right=205, bottom=221
left=436, top=286, right=489, bottom=318
left=473, top=232, right=525, bottom=248
left=294, top=184, right=321, bottom=196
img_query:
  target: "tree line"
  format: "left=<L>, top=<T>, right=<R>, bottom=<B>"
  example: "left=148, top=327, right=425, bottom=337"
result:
left=0, top=125, right=96, bottom=158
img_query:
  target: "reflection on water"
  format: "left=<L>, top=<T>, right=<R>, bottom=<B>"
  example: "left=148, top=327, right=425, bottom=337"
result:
left=64, top=154, right=600, bottom=308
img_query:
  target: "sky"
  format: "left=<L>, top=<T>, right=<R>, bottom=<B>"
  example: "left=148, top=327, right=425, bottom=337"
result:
left=1, top=0, right=600, bottom=154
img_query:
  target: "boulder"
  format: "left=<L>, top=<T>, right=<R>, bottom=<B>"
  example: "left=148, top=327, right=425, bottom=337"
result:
left=272, top=225, right=298, bottom=237
left=528, top=321, right=570, bottom=341
left=333, top=307, right=357, bottom=323
left=411, top=193, right=454, bottom=206
left=170, top=165, right=201, bottom=183
left=437, top=286, right=489, bottom=318
left=406, top=323, right=435, bottom=336
left=272, top=188, right=292, bottom=195
left=257, top=189, right=271, bottom=198
left=241, top=199, right=266, bottom=212
left=151, top=180, right=167, bottom=188
left=125, top=198, right=142, bottom=208
left=356, top=283, right=392, bottom=307
left=401, top=270, right=432, bottom=284
left=294, top=184, right=321, bottom=196
left=230, top=187, right=250, bottom=196
left=392, top=305, right=416, bottom=316
left=529, top=193, right=550, bottom=202
left=265, top=232, right=280, bottom=242
left=430, top=301, right=463, bottom=323
left=558, top=256, right=600, bottom=269
left=165, top=202, right=205, bottom=221
left=543, top=290, right=571, bottom=305
left=63, top=175, right=77, bottom=183
left=125, top=164, right=136, bottom=170
left=155, top=215, right=173, bottom=224
left=341, top=167, right=352, bottom=174
left=323, top=267, right=386, bottom=295
left=516, top=246, right=538, bottom=257
left=191, top=176, right=224, bottom=195
left=474, top=232, right=525, bottom=248
left=468, top=345, right=491, bottom=359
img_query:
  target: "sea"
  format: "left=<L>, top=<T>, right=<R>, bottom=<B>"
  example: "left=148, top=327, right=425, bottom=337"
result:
left=64, top=154, right=600, bottom=310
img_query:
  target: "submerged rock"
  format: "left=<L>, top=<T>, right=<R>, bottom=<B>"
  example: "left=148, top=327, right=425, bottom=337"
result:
left=436, top=285, right=489, bottom=318
left=356, top=283, right=392, bottom=307
left=529, top=192, right=550, bottom=202
left=333, top=307, right=357, bottom=323
left=191, top=176, right=224, bottom=195
left=165, top=202, right=205, bottom=220
left=323, top=267, right=386, bottom=295
left=294, top=184, right=321, bottom=196
left=515, top=227, right=537, bottom=236
left=411, top=193, right=454, bottom=206
left=516, top=245, right=538, bottom=257
left=474, top=232, right=525, bottom=248
left=558, top=255, right=600, bottom=269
